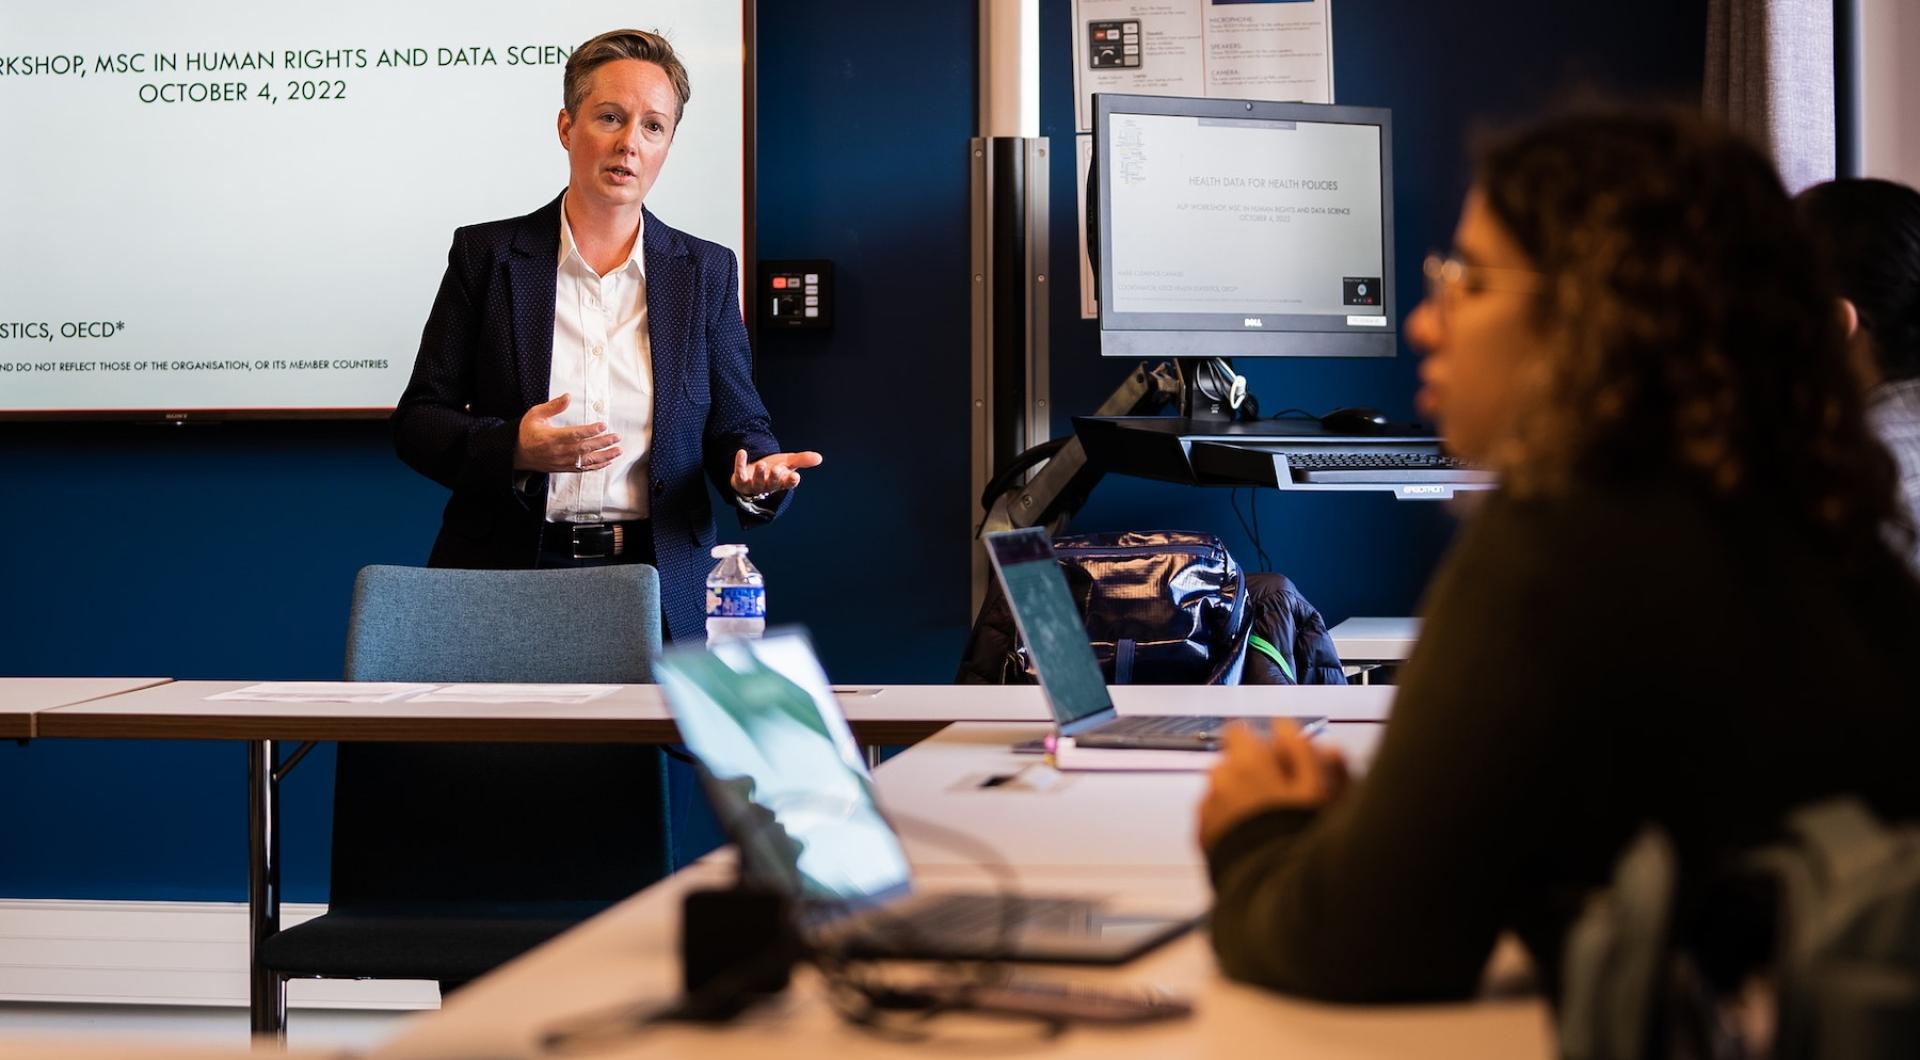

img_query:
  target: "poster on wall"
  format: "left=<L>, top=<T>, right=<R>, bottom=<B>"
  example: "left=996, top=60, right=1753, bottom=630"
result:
left=1070, top=0, right=1334, bottom=133
left=1072, top=0, right=1334, bottom=317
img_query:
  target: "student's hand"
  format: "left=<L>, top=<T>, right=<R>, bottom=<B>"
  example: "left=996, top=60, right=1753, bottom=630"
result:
left=1197, top=722, right=1349, bottom=852
left=514, top=393, right=621, bottom=473
left=731, top=449, right=824, bottom=498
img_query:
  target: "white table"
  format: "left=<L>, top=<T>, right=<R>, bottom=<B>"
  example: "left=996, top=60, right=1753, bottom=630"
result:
left=875, top=722, right=1387, bottom=871
left=0, top=1043, right=342, bottom=1060
left=32, top=680, right=1391, bottom=1035
left=372, top=721, right=1551, bottom=1060
left=31, top=681, right=1394, bottom=743
left=1328, top=617, right=1420, bottom=681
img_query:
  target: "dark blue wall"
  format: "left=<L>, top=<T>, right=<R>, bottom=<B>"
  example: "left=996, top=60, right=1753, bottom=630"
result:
left=1046, top=0, right=1706, bottom=613
left=0, top=0, right=1702, bottom=901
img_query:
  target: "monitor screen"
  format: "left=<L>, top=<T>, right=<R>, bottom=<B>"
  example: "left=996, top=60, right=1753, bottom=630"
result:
left=983, top=529, right=1113, bottom=727
left=655, top=632, right=914, bottom=904
left=0, top=1, right=749, bottom=421
left=1094, top=94, right=1395, bottom=359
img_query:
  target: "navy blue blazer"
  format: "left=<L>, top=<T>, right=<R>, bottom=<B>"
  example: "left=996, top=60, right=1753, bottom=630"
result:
left=392, top=193, right=790, bottom=644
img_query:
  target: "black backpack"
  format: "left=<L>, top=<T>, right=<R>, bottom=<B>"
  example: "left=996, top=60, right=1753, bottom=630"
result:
left=957, top=530, right=1248, bottom=685
left=1561, top=798, right=1920, bottom=1060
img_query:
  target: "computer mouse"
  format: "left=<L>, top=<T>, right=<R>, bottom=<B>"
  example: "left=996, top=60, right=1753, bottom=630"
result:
left=1319, top=406, right=1393, bottom=435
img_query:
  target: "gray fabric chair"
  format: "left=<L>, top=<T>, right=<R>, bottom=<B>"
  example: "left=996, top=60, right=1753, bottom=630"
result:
left=259, top=564, right=671, bottom=1028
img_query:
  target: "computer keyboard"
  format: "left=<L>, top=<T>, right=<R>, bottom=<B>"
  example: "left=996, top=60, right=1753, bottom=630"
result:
left=1282, top=451, right=1494, bottom=484
left=1284, top=451, right=1476, bottom=470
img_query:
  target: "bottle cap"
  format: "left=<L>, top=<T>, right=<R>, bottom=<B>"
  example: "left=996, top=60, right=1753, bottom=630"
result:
left=710, top=544, right=747, bottom=560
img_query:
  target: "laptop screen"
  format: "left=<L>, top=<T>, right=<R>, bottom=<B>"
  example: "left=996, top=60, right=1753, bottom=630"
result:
left=655, top=632, right=914, bottom=904
left=983, top=529, right=1115, bottom=726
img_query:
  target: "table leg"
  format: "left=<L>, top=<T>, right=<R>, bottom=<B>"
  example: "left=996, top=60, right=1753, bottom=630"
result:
left=247, top=739, right=286, bottom=1038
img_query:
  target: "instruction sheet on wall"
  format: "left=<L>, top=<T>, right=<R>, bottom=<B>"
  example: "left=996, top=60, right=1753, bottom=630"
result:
left=1073, top=0, right=1334, bottom=317
left=1071, top=0, right=1334, bottom=133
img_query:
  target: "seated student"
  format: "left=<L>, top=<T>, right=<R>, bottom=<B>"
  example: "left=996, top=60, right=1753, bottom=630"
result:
left=1795, top=178, right=1920, bottom=568
left=1196, top=108, right=1920, bottom=1004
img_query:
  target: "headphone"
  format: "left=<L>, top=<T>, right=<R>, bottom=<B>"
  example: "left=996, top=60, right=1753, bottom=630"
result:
left=1191, top=357, right=1260, bottom=420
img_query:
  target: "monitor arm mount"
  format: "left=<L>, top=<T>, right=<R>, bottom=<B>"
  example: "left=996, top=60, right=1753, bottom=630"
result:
left=1177, top=357, right=1256, bottom=426
left=976, top=360, right=1182, bottom=538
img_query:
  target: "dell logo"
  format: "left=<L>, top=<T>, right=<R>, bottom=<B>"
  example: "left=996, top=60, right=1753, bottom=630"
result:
left=1243, top=318, right=1264, bottom=328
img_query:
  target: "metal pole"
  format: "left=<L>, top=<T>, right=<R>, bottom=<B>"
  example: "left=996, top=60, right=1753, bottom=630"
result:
left=247, top=739, right=286, bottom=1038
left=1834, top=0, right=1863, bottom=178
left=970, top=135, right=1051, bottom=616
left=971, top=0, right=1050, bottom=617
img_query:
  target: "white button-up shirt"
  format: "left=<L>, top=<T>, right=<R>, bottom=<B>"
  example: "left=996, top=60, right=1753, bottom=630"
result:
left=545, top=199, right=653, bottom=522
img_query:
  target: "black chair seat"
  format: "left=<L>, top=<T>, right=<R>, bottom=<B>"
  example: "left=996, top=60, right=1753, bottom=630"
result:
left=259, top=902, right=614, bottom=982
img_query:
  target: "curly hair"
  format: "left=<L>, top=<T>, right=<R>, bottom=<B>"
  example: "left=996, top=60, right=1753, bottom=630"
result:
left=1795, top=178, right=1920, bottom=383
left=1474, top=107, right=1910, bottom=558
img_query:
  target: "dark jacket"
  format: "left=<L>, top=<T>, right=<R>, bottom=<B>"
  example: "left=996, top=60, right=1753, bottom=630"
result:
left=1205, top=480, right=1920, bottom=1004
left=1239, top=572, right=1348, bottom=686
left=392, top=194, right=789, bottom=644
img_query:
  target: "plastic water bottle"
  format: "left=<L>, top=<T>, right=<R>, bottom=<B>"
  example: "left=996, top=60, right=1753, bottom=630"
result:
left=705, top=544, right=766, bottom=646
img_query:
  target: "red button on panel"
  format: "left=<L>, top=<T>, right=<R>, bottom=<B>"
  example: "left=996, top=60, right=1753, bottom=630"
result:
left=772, top=277, right=787, bottom=289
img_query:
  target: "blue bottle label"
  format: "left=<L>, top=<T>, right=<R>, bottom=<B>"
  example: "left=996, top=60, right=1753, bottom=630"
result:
left=707, top=585, right=766, bottom=618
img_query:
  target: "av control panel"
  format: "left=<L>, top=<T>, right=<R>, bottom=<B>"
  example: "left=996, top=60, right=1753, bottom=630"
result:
left=760, top=259, right=833, bottom=331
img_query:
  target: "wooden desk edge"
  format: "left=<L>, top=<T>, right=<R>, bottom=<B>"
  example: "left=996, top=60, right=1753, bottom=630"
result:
left=2, top=677, right=176, bottom=741
left=30, top=713, right=954, bottom=745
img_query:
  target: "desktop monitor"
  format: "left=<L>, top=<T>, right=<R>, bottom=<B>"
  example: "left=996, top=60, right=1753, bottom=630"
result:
left=1093, top=94, right=1396, bottom=361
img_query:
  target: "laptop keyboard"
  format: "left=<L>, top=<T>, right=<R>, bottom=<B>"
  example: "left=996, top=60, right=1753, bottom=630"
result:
left=1097, top=714, right=1231, bottom=737
left=908, top=893, right=1094, bottom=936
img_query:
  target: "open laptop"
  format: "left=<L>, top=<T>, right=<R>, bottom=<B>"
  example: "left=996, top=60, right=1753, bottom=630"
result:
left=654, top=630, right=1199, bottom=964
left=983, top=527, right=1326, bottom=751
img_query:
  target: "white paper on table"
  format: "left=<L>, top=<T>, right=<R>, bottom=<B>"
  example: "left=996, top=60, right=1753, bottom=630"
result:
left=1051, top=737, right=1219, bottom=772
left=408, top=683, right=622, bottom=705
left=206, top=682, right=437, bottom=704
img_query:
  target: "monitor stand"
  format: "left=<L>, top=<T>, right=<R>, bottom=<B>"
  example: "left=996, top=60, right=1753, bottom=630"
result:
left=1169, top=357, right=1434, bottom=439
left=1179, top=358, right=1237, bottom=428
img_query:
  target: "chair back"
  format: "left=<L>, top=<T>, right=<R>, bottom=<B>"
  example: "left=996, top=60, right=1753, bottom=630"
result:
left=330, top=564, right=671, bottom=911
left=344, top=564, right=662, bottom=684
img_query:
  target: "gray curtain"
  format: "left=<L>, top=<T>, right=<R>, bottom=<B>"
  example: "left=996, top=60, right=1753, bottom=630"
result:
left=1705, top=0, right=1836, bottom=193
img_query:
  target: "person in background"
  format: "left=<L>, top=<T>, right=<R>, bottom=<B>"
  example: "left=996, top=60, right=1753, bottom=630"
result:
left=393, top=28, right=821, bottom=645
left=1796, top=177, right=1920, bottom=569
left=1196, top=108, right=1920, bottom=1003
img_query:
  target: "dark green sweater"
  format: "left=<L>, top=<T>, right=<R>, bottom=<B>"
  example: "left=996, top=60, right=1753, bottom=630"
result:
left=1205, top=481, right=1920, bottom=1002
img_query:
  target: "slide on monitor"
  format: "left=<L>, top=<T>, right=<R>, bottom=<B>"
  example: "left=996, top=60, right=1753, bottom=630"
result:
left=1105, top=111, right=1386, bottom=321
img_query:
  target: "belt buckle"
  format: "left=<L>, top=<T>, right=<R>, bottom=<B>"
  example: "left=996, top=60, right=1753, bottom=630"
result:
left=569, top=522, right=622, bottom=559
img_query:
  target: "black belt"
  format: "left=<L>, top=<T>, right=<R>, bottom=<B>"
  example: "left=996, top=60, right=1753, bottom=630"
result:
left=541, top=519, right=650, bottom=560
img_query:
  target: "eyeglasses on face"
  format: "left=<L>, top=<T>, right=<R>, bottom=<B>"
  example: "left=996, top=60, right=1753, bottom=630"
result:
left=1421, top=251, right=1543, bottom=320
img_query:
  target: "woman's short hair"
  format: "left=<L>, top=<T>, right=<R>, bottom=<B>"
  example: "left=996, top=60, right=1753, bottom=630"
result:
left=1795, top=178, right=1920, bottom=383
left=564, top=29, right=690, bottom=123
left=1473, top=107, right=1907, bottom=556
